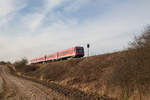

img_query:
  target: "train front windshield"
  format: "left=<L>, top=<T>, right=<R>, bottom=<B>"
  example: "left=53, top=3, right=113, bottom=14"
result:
left=76, top=47, right=84, bottom=53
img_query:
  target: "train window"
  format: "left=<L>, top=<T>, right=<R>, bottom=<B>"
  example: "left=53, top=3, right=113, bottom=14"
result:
left=60, top=50, right=71, bottom=55
left=76, top=47, right=84, bottom=53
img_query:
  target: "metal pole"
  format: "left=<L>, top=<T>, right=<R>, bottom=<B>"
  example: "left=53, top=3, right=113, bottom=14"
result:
left=87, top=44, right=90, bottom=57
left=88, top=48, right=89, bottom=56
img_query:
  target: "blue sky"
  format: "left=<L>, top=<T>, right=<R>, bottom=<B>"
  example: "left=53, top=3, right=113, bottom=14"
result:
left=0, top=0, right=150, bottom=62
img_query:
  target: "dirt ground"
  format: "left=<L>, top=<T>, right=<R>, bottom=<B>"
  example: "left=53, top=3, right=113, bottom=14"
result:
left=0, top=65, right=116, bottom=100
left=0, top=65, right=69, bottom=100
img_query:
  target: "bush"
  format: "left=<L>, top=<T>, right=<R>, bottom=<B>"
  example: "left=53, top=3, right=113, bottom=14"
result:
left=106, top=26, right=150, bottom=98
left=13, top=58, right=28, bottom=69
left=0, top=61, right=7, bottom=65
left=13, top=58, right=40, bottom=73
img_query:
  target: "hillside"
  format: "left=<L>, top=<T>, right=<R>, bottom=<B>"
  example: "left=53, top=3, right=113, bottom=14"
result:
left=14, top=51, right=125, bottom=99
left=13, top=26, right=150, bottom=100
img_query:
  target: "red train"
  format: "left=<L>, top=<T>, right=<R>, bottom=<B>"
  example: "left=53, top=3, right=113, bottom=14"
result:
left=30, top=46, right=84, bottom=64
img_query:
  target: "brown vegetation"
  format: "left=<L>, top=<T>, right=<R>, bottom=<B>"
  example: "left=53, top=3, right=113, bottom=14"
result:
left=106, top=26, right=150, bottom=99
left=14, top=52, right=122, bottom=99
left=13, top=58, right=39, bottom=74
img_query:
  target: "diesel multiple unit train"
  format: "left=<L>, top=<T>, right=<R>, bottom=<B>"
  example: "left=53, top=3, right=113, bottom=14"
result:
left=30, top=46, right=84, bottom=64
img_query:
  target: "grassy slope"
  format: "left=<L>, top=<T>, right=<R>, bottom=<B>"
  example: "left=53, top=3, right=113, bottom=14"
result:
left=14, top=49, right=150, bottom=100
left=15, top=52, right=123, bottom=97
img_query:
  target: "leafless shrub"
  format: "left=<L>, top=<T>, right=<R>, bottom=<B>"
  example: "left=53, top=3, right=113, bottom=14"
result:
left=13, top=58, right=39, bottom=73
left=14, top=58, right=28, bottom=67
left=107, top=26, right=150, bottom=99
left=0, top=61, right=7, bottom=65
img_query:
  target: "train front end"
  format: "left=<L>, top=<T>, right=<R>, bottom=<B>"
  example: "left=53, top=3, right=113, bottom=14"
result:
left=75, top=46, right=84, bottom=58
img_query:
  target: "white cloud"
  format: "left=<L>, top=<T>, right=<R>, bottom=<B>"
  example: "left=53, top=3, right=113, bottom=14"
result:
left=44, top=0, right=67, bottom=11
left=63, top=0, right=89, bottom=12
left=0, top=0, right=16, bottom=17
left=22, top=13, right=45, bottom=32
left=0, top=0, right=25, bottom=26
left=20, top=0, right=68, bottom=32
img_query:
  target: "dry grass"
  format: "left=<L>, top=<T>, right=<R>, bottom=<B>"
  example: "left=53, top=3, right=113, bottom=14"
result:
left=105, top=26, right=150, bottom=100
left=26, top=53, right=118, bottom=82
left=14, top=52, right=121, bottom=98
